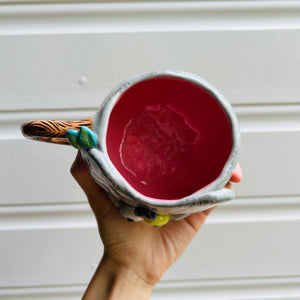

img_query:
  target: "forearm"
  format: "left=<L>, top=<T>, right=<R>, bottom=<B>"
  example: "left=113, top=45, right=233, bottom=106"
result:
left=82, top=255, right=153, bottom=300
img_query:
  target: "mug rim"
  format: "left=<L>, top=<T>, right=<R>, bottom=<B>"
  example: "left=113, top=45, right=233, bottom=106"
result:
left=91, top=70, right=239, bottom=207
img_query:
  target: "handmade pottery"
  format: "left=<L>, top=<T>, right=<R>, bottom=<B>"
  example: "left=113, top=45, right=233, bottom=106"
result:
left=22, top=70, right=239, bottom=226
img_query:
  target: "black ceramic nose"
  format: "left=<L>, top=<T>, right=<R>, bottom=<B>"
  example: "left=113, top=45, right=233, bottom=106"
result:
left=134, top=206, right=157, bottom=220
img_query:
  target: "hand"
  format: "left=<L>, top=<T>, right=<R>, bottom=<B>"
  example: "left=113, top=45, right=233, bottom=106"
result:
left=71, top=151, right=242, bottom=300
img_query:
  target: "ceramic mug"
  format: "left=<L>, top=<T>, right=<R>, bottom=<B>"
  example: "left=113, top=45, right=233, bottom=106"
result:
left=22, top=70, right=239, bottom=226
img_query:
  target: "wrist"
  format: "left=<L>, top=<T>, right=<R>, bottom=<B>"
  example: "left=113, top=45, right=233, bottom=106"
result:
left=83, top=254, right=154, bottom=300
left=101, top=255, right=154, bottom=299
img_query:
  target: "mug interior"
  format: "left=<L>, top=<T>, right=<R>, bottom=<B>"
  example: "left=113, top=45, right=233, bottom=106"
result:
left=106, top=76, right=233, bottom=200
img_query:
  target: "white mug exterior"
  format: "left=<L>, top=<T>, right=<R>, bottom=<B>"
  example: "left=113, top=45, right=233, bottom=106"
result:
left=81, top=70, right=240, bottom=221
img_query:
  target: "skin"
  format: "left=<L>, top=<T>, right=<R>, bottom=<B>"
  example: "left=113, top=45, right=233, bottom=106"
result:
left=71, top=152, right=242, bottom=300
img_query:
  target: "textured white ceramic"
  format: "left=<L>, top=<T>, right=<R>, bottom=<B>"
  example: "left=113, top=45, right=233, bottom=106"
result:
left=80, top=70, right=240, bottom=223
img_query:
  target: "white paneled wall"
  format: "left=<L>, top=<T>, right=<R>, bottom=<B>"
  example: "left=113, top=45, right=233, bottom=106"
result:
left=1, top=1, right=300, bottom=299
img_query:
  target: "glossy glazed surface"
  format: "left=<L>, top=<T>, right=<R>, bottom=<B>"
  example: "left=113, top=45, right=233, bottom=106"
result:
left=106, top=76, right=232, bottom=200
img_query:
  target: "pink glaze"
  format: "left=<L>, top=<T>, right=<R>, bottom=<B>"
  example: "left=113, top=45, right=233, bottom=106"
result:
left=106, top=76, right=232, bottom=200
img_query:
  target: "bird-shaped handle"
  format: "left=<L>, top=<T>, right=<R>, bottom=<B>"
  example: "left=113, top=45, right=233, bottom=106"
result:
left=21, top=117, right=95, bottom=146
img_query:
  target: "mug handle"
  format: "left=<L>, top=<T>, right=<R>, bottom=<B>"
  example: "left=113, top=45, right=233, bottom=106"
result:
left=21, top=117, right=93, bottom=145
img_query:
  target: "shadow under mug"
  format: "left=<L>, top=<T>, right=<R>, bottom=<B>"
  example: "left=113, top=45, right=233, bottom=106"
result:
left=22, top=70, right=239, bottom=226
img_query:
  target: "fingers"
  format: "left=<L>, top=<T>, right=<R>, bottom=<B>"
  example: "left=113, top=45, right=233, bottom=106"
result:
left=202, top=205, right=217, bottom=217
left=70, top=151, right=114, bottom=220
left=163, top=205, right=216, bottom=239
left=186, top=163, right=242, bottom=230
left=225, top=181, right=234, bottom=190
left=70, top=151, right=103, bottom=199
left=230, top=163, right=242, bottom=183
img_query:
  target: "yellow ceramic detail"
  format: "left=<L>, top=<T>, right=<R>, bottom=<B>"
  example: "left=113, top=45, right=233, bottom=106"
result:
left=144, top=213, right=170, bottom=227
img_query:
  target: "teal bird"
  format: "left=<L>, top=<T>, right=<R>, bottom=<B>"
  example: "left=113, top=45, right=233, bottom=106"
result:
left=67, top=126, right=97, bottom=149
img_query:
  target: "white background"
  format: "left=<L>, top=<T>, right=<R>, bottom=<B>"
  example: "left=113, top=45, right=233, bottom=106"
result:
left=1, top=1, right=300, bottom=299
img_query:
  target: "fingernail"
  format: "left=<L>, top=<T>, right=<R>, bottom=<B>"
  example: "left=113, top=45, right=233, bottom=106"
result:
left=235, top=164, right=242, bottom=179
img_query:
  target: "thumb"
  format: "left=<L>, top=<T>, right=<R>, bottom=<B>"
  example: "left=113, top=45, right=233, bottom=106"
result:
left=70, top=151, right=115, bottom=221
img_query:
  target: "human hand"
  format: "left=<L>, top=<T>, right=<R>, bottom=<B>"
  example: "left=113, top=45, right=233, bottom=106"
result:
left=71, top=151, right=242, bottom=300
